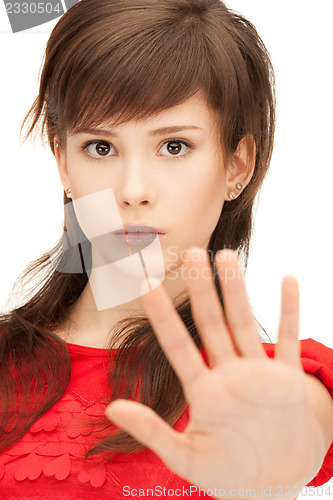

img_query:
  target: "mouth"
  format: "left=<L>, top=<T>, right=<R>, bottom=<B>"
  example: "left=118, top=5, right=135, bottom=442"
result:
left=112, top=224, right=166, bottom=247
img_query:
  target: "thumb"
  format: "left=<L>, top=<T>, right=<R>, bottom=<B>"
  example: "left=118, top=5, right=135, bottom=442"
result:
left=105, top=399, right=190, bottom=473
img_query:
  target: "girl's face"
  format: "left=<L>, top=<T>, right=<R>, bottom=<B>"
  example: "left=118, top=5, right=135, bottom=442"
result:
left=55, top=92, right=252, bottom=280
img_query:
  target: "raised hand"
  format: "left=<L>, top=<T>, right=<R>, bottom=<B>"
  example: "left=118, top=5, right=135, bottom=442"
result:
left=105, top=248, right=319, bottom=499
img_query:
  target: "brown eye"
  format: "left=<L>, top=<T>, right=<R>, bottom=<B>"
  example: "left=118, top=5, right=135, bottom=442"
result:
left=167, top=141, right=182, bottom=155
left=159, top=139, right=192, bottom=159
left=93, top=142, right=111, bottom=156
left=82, top=140, right=114, bottom=160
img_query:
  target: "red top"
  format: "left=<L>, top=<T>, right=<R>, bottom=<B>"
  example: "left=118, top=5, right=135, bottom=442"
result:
left=1, top=338, right=333, bottom=499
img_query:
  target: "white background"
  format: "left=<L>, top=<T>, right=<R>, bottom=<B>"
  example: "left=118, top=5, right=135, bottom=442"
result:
left=0, top=0, right=332, bottom=497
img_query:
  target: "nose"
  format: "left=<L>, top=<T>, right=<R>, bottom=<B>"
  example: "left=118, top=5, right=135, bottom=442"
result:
left=117, top=157, right=154, bottom=208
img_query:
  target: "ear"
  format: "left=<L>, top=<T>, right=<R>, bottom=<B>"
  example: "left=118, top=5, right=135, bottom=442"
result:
left=225, top=135, right=256, bottom=201
left=54, top=136, right=70, bottom=193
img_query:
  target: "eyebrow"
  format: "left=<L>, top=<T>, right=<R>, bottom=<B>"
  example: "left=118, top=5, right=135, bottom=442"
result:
left=72, top=125, right=204, bottom=138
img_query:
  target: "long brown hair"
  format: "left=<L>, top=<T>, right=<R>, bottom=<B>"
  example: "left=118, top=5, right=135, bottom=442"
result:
left=0, top=0, right=275, bottom=459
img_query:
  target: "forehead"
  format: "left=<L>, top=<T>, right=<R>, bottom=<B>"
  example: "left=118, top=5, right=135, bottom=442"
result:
left=71, top=92, right=218, bottom=137
left=141, top=93, right=217, bottom=126
left=68, top=91, right=217, bottom=135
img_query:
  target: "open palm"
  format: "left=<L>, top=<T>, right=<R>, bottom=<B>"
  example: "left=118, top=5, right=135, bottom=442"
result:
left=105, top=248, right=318, bottom=498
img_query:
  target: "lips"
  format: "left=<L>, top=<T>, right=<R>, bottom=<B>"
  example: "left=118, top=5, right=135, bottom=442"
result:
left=113, top=224, right=165, bottom=234
left=112, top=224, right=166, bottom=247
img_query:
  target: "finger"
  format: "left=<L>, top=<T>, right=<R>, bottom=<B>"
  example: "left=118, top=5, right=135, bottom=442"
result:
left=215, top=249, right=266, bottom=358
left=105, top=400, right=191, bottom=477
left=184, top=247, right=236, bottom=367
left=140, top=280, right=208, bottom=399
left=275, top=275, right=301, bottom=368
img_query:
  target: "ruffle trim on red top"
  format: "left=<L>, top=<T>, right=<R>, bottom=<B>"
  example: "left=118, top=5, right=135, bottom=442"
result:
left=0, top=388, right=114, bottom=487
left=1, top=379, right=190, bottom=491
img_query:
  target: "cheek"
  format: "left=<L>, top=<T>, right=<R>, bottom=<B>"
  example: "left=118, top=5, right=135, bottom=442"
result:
left=168, top=173, right=225, bottom=254
left=179, top=171, right=225, bottom=224
left=72, top=187, right=123, bottom=240
left=69, top=172, right=102, bottom=199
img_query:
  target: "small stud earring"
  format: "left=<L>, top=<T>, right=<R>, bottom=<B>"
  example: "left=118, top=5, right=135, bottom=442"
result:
left=228, top=182, right=243, bottom=200
left=55, top=142, right=59, bottom=148
left=65, top=187, right=72, bottom=198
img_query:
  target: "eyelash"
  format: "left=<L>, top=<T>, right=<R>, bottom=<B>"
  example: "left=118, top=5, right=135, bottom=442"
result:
left=80, top=138, right=195, bottom=162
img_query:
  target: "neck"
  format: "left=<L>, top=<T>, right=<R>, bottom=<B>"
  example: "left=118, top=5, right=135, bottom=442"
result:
left=54, top=248, right=188, bottom=348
